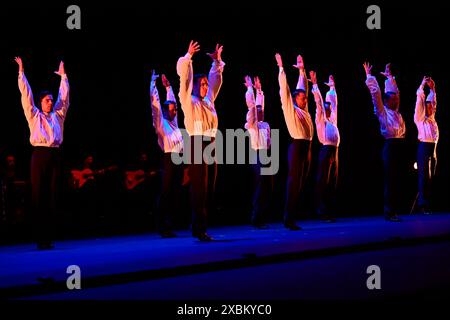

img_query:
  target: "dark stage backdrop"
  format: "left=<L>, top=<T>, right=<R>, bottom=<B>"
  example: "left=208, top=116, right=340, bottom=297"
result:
left=1, top=1, right=449, bottom=228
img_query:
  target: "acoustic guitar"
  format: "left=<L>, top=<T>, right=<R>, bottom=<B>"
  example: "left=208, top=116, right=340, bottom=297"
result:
left=71, top=165, right=118, bottom=189
left=124, top=169, right=159, bottom=190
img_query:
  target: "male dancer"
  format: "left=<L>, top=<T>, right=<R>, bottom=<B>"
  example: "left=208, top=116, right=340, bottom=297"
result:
left=414, top=76, right=438, bottom=214
left=364, top=62, right=405, bottom=222
left=244, top=75, right=272, bottom=228
left=310, top=71, right=340, bottom=223
left=177, top=41, right=225, bottom=241
left=275, top=53, right=314, bottom=230
left=15, top=57, right=70, bottom=249
left=150, top=70, right=184, bottom=237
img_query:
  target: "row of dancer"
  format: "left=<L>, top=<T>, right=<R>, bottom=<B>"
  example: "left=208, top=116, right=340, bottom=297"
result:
left=13, top=40, right=439, bottom=248
left=147, top=41, right=439, bottom=239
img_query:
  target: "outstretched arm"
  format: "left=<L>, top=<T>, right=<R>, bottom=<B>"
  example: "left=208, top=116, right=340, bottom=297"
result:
left=381, top=63, right=399, bottom=94
left=325, top=75, right=337, bottom=124
left=310, top=71, right=325, bottom=125
left=150, top=70, right=163, bottom=131
left=162, top=74, right=176, bottom=103
left=427, top=77, right=437, bottom=117
left=364, top=62, right=385, bottom=117
left=176, top=40, right=199, bottom=107
left=53, top=61, right=70, bottom=120
left=293, top=55, right=308, bottom=97
left=414, top=76, right=428, bottom=123
left=206, top=43, right=225, bottom=103
left=244, top=75, right=257, bottom=128
left=244, top=75, right=255, bottom=109
left=15, top=57, right=39, bottom=122
left=276, top=53, right=294, bottom=112
left=254, top=76, right=264, bottom=111
left=277, top=52, right=302, bottom=135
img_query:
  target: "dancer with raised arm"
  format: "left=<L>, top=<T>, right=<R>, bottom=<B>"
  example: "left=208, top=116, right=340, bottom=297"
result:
left=244, top=75, right=272, bottom=229
left=310, top=71, right=340, bottom=223
left=275, top=53, right=314, bottom=230
left=15, top=57, right=70, bottom=249
left=414, top=76, right=439, bottom=215
left=364, top=62, right=405, bottom=222
left=150, top=70, right=184, bottom=237
left=177, top=41, right=225, bottom=241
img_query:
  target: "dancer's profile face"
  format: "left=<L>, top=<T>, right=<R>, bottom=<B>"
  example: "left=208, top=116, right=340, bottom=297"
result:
left=40, top=95, right=53, bottom=113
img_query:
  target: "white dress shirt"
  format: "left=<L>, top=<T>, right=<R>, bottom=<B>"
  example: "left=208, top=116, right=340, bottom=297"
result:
left=244, top=86, right=271, bottom=150
left=176, top=53, right=225, bottom=137
left=18, top=71, right=69, bottom=147
left=150, top=80, right=184, bottom=153
left=312, top=84, right=340, bottom=147
left=278, top=67, right=314, bottom=140
left=414, top=85, right=438, bottom=143
left=365, top=75, right=405, bottom=139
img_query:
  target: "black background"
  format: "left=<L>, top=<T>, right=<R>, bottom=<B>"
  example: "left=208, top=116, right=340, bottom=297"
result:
left=1, top=1, right=449, bottom=231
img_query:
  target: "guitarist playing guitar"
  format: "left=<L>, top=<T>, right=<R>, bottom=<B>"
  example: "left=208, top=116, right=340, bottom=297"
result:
left=71, top=155, right=118, bottom=189
left=124, top=168, right=159, bottom=191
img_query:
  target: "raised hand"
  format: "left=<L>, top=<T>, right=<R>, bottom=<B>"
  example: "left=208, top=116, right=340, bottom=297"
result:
left=151, top=69, right=160, bottom=82
left=14, top=57, right=24, bottom=72
left=380, top=63, right=392, bottom=78
left=206, top=43, right=223, bottom=61
left=54, top=61, right=65, bottom=76
left=421, top=76, right=429, bottom=87
left=292, top=55, right=305, bottom=70
left=161, top=74, right=170, bottom=87
left=363, top=62, right=372, bottom=76
left=188, top=40, right=200, bottom=56
left=244, top=75, right=253, bottom=88
left=325, top=75, right=335, bottom=87
left=427, top=77, right=435, bottom=90
left=309, top=71, right=317, bottom=85
left=275, top=53, right=283, bottom=68
left=254, top=76, right=262, bottom=90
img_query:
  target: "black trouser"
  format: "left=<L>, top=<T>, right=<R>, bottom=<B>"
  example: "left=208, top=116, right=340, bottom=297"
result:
left=157, top=152, right=183, bottom=232
left=251, top=150, right=274, bottom=225
left=284, top=139, right=312, bottom=224
left=30, top=147, right=61, bottom=244
left=382, top=139, right=404, bottom=216
left=417, top=142, right=437, bottom=210
left=188, top=136, right=217, bottom=235
left=315, top=145, right=338, bottom=217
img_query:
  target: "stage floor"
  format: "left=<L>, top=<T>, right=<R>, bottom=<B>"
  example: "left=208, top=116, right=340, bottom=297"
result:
left=1, top=213, right=450, bottom=300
